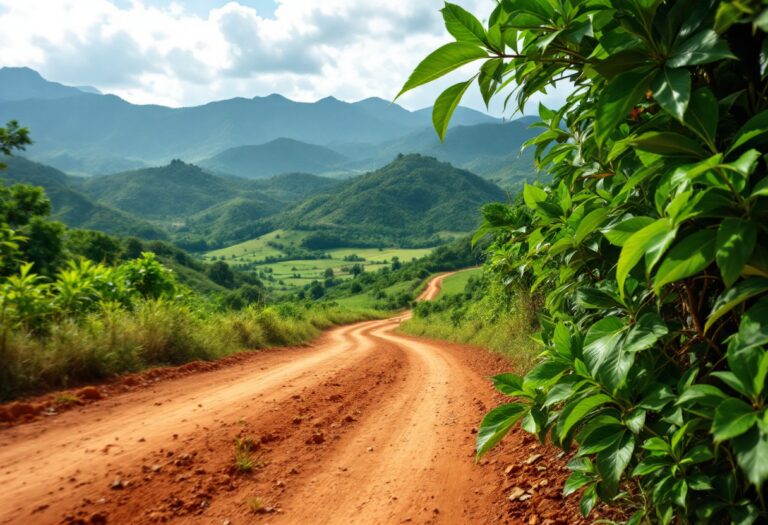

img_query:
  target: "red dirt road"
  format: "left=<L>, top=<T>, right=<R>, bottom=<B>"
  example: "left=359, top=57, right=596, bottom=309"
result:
left=0, top=273, right=596, bottom=525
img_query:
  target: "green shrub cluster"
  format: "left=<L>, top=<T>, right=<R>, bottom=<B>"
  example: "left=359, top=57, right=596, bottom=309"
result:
left=403, top=0, right=768, bottom=522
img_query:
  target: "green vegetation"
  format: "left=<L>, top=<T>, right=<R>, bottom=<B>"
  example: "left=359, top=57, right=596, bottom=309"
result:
left=434, top=268, right=481, bottom=299
left=0, top=125, right=381, bottom=400
left=404, top=0, right=768, bottom=522
left=278, top=154, right=505, bottom=245
left=401, top=270, right=539, bottom=372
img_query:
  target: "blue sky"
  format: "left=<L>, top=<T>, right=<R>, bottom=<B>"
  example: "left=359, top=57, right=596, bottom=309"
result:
left=0, top=0, right=568, bottom=115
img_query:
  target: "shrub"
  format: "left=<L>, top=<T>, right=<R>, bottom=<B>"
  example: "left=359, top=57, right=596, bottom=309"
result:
left=402, top=1, right=768, bottom=522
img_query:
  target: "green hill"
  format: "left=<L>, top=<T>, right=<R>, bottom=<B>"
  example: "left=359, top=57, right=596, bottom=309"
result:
left=200, top=138, right=348, bottom=179
left=278, top=154, right=506, bottom=243
left=2, top=156, right=167, bottom=239
left=80, top=160, right=256, bottom=219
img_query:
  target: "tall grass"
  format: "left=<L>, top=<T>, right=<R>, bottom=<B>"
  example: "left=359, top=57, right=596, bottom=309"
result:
left=1, top=301, right=381, bottom=400
left=400, top=280, right=540, bottom=373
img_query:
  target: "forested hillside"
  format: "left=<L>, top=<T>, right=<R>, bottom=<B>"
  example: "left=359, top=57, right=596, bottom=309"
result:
left=278, top=154, right=506, bottom=243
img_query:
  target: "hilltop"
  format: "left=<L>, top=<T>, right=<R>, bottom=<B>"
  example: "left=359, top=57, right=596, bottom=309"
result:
left=200, top=138, right=348, bottom=179
left=278, top=154, right=506, bottom=244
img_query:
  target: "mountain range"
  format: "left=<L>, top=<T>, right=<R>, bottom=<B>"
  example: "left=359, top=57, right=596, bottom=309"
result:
left=0, top=67, right=537, bottom=188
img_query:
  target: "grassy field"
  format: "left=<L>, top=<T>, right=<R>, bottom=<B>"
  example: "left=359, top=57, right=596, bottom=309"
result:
left=203, top=230, right=434, bottom=293
left=436, top=268, right=482, bottom=298
left=332, top=278, right=425, bottom=309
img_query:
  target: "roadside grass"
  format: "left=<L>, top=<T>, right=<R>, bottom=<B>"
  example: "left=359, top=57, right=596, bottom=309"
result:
left=401, top=273, right=540, bottom=373
left=435, top=268, right=482, bottom=298
left=234, top=436, right=261, bottom=473
left=1, top=301, right=384, bottom=401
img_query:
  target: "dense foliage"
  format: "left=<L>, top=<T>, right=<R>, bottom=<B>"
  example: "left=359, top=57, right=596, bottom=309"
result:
left=402, top=0, right=768, bottom=522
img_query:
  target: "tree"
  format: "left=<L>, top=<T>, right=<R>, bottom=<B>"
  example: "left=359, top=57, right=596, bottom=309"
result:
left=0, top=121, right=31, bottom=170
left=402, top=1, right=768, bottom=522
left=391, top=256, right=401, bottom=271
left=323, top=267, right=335, bottom=279
left=66, top=229, right=122, bottom=265
left=207, top=261, right=236, bottom=289
left=350, top=263, right=364, bottom=278
left=309, top=280, right=324, bottom=300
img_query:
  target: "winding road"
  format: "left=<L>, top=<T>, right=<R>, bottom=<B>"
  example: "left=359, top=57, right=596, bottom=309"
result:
left=0, top=272, right=510, bottom=524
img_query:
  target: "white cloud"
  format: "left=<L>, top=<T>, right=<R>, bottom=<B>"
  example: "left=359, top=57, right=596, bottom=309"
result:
left=0, top=0, right=569, bottom=115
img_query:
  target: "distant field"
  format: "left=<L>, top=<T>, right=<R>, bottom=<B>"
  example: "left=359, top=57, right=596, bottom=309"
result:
left=203, top=230, right=436, bottom=293
left=332, top=278, right=425, bottom=309
left=436, top=268, right=482, bottom=298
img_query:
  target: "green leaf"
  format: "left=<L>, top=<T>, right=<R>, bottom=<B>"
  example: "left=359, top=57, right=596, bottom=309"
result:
left=397, top=42, right=487, bottom=98
left=624, top=313, right=668, bottom=353
left=526, top=359, right=568, bottom=388
left=651, top=67, right=691, bottom=122
left=716, top=219, right=757, bottom=288
left=603, top=216, right=655, bottom=247
left=733, top=423, right=768, bottom=488
left=728, top=109, right=768, bottom=154
left=491, top=373, right=525, bottom=396
left=595, top=69, right=654, bottom=146
left=677, top=384, right=728, bottom=408
left=617, top=219, right=676, bottom=296
left=583, top=316, right=626, bottom=374
left=574, top=209, right=609, bottom=244
left=580, top=483, right=598, bottom=517
left=596, top=431, right=635, bottom=495
left=432, top=79, right=474, bottom=141
left=653, top=229, right=717, bottom=294
left=705, top=278, right=768, bottom=333
left=523, top=183, right=548, bottom=209
left=633, top=456, right=672, bottom=476
left=667, top=29, right=735, bottom=68
left=735, top=299, right=768, bottom=352
left=563, top=471, right=592, bottom=497
left=441, top=2, right=487, bottom=45
left=712, top=398, right=757, bottom=441
left=557, top=394, right=614, bottom=440
left=631, top=131, right=708, bottom=158
left=751, top=177, right=768, bottom=199
left=684, top=88, right=718, bottom=145
left=476, top=403, right=527, bottom=457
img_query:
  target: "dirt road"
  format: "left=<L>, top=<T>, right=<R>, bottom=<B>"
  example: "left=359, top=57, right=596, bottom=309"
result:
left=0, top=273, right=592, bottom=525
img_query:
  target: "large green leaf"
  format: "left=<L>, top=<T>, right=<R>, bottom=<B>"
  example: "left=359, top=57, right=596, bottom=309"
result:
left=441, top=2, right=487, bottom=45
left=476, top=403, right=527, bottom=457
left=574, top=208, right=609, bottom=244
left=735, top=299, right=768, bottom=352
left=733, top=422, right=768, bottom=488
left=617, top=219, right=676, bottom=295
left=397, top=42, right=487, bottom=98
left=651, top=67, right=691, bottom=122
left=654, top=229, right=717, bottom=293
left=596, top=431, right=635, bottom=495
left=557, top=394, right=615, bottom=441
left=716, top=218, right=757, bottom=288
left=603, top=216, right=655, bottom=246
left=684, top=88, right=718, bottom=145
left=623, top=313, right=668, bottom=353
left=728, top=109, right=768, bottom=153
left=631, top=132, right=708, bottom=158
left=432, top=79, right=475, bottom=141
left=583, top=316, right=627, bottom=374
left=667, top=29, right=735, bottom=68
left=712, top=398, right=757, bottom=441
left=595, top=69, right=655, bottom=146
left=705, top=278, right=768, bottom=333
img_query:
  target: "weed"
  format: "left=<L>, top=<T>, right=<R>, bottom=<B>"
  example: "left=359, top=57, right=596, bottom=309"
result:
left=247, top=496, right=265, bottom=514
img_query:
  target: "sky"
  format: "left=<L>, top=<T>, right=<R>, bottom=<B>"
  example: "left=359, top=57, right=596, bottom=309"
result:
left=0, top=0, right=568, bottom=116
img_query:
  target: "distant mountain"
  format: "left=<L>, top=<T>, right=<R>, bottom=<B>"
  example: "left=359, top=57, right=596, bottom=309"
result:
left=2, top=156, right=167, bottom=239
left=0, top=67, right=92, bottom=101
left=200, top=138, right=348, bottom=179
left=0, top=68, right=499, bottom=170
left=336, top=118, right=540, bottom=189
left=278, top=154, right=506, bottom=241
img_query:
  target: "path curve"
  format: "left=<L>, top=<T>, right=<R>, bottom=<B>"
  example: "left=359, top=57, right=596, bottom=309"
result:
left=0, top=272, right=504, bottom=525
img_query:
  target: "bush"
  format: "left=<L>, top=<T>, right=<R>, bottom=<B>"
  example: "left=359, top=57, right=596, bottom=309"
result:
left=403, top=1, right=768, bottom=522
